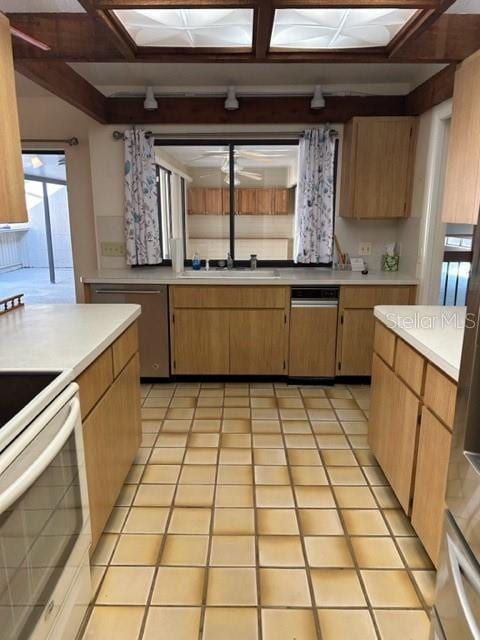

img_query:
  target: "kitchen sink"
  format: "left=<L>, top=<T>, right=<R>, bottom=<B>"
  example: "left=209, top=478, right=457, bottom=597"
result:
left=179, top=269, right=280, bottom=279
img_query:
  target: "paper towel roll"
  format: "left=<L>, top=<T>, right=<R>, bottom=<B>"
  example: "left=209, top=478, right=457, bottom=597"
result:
left=170, top=238, right=184, bottom=273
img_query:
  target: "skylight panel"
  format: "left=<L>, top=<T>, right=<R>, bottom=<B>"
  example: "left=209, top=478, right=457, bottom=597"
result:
left=270, top=8, right=417, bottom=50
left=114, top=8, right=254, bottom=48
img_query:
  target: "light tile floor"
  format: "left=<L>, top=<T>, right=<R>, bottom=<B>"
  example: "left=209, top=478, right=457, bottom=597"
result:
left=81, top=382, right=436, bottom=640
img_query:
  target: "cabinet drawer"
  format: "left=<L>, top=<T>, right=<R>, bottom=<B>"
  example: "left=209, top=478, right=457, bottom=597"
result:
left=395, top=339, right=425, bottom=396
left=373, top=321, right=396, bottom=367
left=341, top=285, right=413, bottom=308
left=424, top=364, right=457, bottom=429
left=76, top=347, right=113, bottom=418
left=112, top=322, right=139, bottom=378
left=170, top=285, right=288, bottom=309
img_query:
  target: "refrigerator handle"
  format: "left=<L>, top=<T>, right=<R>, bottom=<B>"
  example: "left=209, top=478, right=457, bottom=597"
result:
left=447, top=532, right=480, bottom=638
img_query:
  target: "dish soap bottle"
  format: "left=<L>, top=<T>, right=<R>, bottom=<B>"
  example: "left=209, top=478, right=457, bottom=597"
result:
left=192, top=253, right=201, bottom=271
left=227, top=252, right=234, bottom=270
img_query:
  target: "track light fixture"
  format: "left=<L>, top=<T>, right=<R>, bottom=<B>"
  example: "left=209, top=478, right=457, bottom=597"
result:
left=143, top=86, right=158, bottom=111
left=310, top=85, right=326, bottom=110
left=224, top=86, right=239, bottom=111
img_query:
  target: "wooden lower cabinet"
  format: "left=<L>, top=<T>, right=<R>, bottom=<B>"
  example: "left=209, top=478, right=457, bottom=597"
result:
left=83, top=353, right=141, bottom=549
left=289, top=306, right=337, bottom=377
left=338, top=309, right=375, bottom=375
left=230, top=309, right=286, bottom=375
left=411, top=408, right=452, bottom=566
left=172, top=309, right=230, bottom=375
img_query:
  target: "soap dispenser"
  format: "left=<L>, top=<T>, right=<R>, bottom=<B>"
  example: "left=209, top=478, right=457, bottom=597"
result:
left=227, top=252, right=234, bottom=270
left=192, top=253, right=201, bottom=270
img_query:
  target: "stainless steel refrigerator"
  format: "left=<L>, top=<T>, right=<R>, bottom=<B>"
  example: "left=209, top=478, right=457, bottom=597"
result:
left=433, top=224, right=480, bottom=639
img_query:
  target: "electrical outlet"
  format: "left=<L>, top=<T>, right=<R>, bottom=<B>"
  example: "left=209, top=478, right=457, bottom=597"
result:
left=101, top=241, right=126, bottom=257
left=359, top=242, right=372, bottom=256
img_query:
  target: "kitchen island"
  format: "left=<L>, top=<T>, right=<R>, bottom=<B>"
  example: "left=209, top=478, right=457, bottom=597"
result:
left=370, top=305, right=465, bottom=565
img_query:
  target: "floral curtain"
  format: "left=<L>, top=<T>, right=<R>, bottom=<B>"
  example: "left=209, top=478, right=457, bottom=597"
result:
left=294, top=127, right=335, bottom=264
left=124, top=128, right=161, bottom=265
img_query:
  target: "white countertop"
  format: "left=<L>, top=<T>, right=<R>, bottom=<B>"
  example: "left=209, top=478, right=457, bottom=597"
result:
left=374, top=305, right=466, bottom=381
left=82, top=266, right=418, bottom=287
left=0, top=303, right=141, bottom=377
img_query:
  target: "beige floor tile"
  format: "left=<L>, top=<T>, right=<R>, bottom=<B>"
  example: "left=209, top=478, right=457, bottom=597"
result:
left=192, top=419, right=221, bottom=433
left=188, top=433, right=220, bottom=448
left=174, top=388, right=199, bottom=397
left=335, top=409, right=365, bottom=421
left=217, top=464, right=253, bottom=485
left=134, top=484, right=175, bottom=507
left=352, top=536, right=404, bottom=569
left=298, top=509, right=344, bottom=536
left=277, top=397, right=304, bottom=409
left=304, top=397, right=331, bottom=409
left=301, top=388, right=327, bottom=398
left=90, top=566, right=106, bottom=597
left=259, top=535, right=305, bottom=567
left=206, top=567, right=257, bottom=605
left=142, top=420, right=162, bottom=434
left=111, top=534, right=162, bottom=566
left=125, top=465, right=144, bottom=484
left=161, top=535, right=209, bottom=566
left=361, top=570, right=421, bottom=608
left=196, top=407, right=224, bottom=420
left=374, top=609, right=430, bottom=640
left=213, top=508, right=255, bottom=535
left=254, top=448, right=287, bottom=465
left=322, top=450, right=358, bottom=466
left=355, top=450, right=377, bottom=466
left=179, top=465, right=216, bottom=485
left=254, top=465, right=290, bottom=485
left=253, top=434, right=284, bottom=448
left=197, top=396, right=223, bottom=407
left=315, top=434, right=350, bottom=449
left=223, top=407, right=250, bottom=419
left=168, top=508, right=212, bottom=534
left=210, top=535, right=256, bottom=566
left=223, top=396, right=250, bottom=407
left=184, top=448, right=218, bottom=465
left=308, top=409, right=337, bottom=421
left=326, top=389, right=352, bottom=399
left=383, top=509, right=416, bottom=536
left=287, top=449, right=322, bottom=466
left=219, top=448, right=252, bottom=464
left=257, top=508, right=299, bottom=535
left=330, top=398, right=359, bottom=409
left=149, top=448, right=185, bottom=465
left=104, top=507, right=128, bottom=533
left=123, top=507, right=169, bottom=534
left=295, top=486, right=335, bottom=508
left=134, top=448, right=151, bottom=464
left=142, top=408, right=167, bottom=420
left=143, top=396, right=169, bottom=408
left=149, top=387, right=174, bottom=397
left=222, top=419, right=251, bottom=433
left=252, top=420, right=282, bottom=433
left=256, top=485, right=295, bottom=508
left=170, top=397, right=196, bottom=408
left=91, top=533, right=118, bottom=566
left=143, top=607, right=201, bottom=640
left=166, top=408, right=194, bottom=420
left=262, top=609, right=318, bottom=640
left=372, top=486, right=401, bottom=509
left=305, top=536, right=354, bottom=568
left=397, top=537, right=434, bottom=569
left=259, top=568, right=311, bottom=606
left=141, top=433, right=156, bottom=447
left=225, top=388, right=249, bottom=397
left=311, top=421, right=343, bottom=435
left=202, top=608, right=258, bottom=640
left=281, top=420, right=312, bottom=434
left=280, top=408, right=308, bottom=420
left=291, top=465, right=328, bottom=485
left=327, top=466, right=366, bottom=485
left=342, top=509, right=389, bottom=536
left=333, top=486, right=376, bottom=508
left=96, top=566, right=155, bottom=605
left=175, top=484, right=215, bottom=507
left=342, top=420, right=368, bottom=435
left=221, top=433, right=252, bottom=448
left=215, top=485, right=254, bottom=508
left=251, top=397, right=277, bottom=408
left=143, top=464, right=180, bottom=484
left=362, top=465, right=388, bottom=486
left=311, top=569, right=366, bottom=607
left=412, top=570, right=437, bottom=608
left=349, top=435, right=370, bottom=449
left=317, top=609, right=376, bottom=640
left=152, top=567, right=205, bottom=605
left=284, top=434, right=317, bottom=449
left=84, top=606, right=145, bottom=640
left=276, top=387, right=301, bottom=397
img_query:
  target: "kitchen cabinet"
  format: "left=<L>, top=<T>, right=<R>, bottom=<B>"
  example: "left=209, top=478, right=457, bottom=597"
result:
left=187, top=187, right=291, bottom=215
left=339, top=116, right=417, bottom=219
left=289, top=305, right=337, bottom=377
left=230, top=309, right=286, bottom=375
left=424, top=363, right=457, bottom=429
left=441, top=50, right=480, bottom=224
left=187, top=187, right=206, bottom=215
left=0, top=13, right=27, bottom=223
left=274, top=188, right=290, bottom=214
left=256, top=188, right=274, bottom=214
left=204, top=188, right=224, bottom=215
left=237, top=188, right=257, bottom=215
left=411, top=408, right=452, bottom=566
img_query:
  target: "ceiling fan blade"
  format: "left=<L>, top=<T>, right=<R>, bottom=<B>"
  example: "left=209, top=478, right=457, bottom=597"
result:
left=10, top=26, right=51, bottom=51
left=237, top=171, right=263, bottom=181
left=237, top=151, right=287, bottom=160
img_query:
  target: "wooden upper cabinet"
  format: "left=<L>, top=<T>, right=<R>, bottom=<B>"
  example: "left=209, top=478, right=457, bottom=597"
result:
left=274, top=188, right=290, bottom=214
left=204, top=188, right=224, bottom=215
left=237, top=188, right=257, bottom=215
left=339, top=116, right=417, bottom=219
left=0, top=14, right=27, bottom=223
left=441, top=50, right=480, bottom=224
left=188, top=186, right=290, bottom=215
left=256, top=189, right=274, bottom=214
left=187, top=187, right=206, bottom=215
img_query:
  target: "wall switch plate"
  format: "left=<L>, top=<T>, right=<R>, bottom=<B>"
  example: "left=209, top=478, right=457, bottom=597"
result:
left=101, top=241, right=126, bottom=257
left=359, top=242, right=372, bottom=256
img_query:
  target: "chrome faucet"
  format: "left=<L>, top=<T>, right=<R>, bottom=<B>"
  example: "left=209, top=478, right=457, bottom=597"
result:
left=250, top=254, right=258, bottom=270
left=226, top=252, right=234, bottom=270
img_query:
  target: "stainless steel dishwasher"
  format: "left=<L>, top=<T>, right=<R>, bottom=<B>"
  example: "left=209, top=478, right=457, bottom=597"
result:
left=91, top=283, right=170, bottom=378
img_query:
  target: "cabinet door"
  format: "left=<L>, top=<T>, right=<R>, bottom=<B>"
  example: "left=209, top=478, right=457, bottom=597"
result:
left=0, top=15, right=27, bottom=223
left=204, top=188, right=224, bottom=215
left=256, top=189, right=274, bottom=214
left=441, top=50, right=480, bottom=224
left=172, top=308, right=230, bottom=374
left=274, top=188, right=290, bottom=214
left=188, top=187, right=206, bottom=214
left=83, top=354, right=141, bottom=550
left=411, top=408, right=452, bottom=566
left=338, top=308, right=375, bottom=375
left=289, top=306, right=337, bottom=377
left=237, top=188, right=257, bottom=215
left=230, top=309, right=286, bottom=375
left=369, top=353, right=395, bottom=466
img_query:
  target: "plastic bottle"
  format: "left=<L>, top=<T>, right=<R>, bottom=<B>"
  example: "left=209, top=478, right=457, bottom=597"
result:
left=192, top=253, right=201, bottom=270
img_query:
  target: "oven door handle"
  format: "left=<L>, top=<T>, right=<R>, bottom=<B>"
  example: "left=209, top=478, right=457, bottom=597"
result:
left=0, top=397, right=80, bottom=513
left=447, top=531, right=480, bottom=638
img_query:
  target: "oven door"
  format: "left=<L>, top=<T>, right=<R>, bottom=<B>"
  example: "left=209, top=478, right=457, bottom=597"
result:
left=436, top=511, right=480, bottom=640
left=0, top=384, right=91, bottom=640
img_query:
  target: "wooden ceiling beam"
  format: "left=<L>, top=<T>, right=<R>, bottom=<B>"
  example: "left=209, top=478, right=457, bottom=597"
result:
left=94, top=0, right=439, bottom=7
left=253, top=1, right=275, bottom=59
left=14, top=59, right=108, bottom=123
left=94, top=0, right=255, bottom=8
left=405, top=62, right=455, bottom=114
left=77, top=0, right=136, bottom=59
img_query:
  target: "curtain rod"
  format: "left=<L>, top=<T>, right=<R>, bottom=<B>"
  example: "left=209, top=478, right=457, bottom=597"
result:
left=21, top=137, right=79, bottom=146
left=112, top=129, right=338, bottom=141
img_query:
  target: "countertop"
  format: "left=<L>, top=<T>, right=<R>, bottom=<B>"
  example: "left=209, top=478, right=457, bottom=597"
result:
left=0, top=303, right=141, bottom=376
left=374, top=305, right=466, bottom=381
left=82, top=266, right=418, bottom=287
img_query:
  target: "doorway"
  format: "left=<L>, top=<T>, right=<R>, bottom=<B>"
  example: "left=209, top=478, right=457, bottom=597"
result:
left=0, top=152, right=75, bottom=304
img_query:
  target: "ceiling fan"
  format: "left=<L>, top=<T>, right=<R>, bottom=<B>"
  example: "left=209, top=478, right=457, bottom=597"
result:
left=199, top=161, right=263, bottom=182
left=191, top=149, right=287, bottom=163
